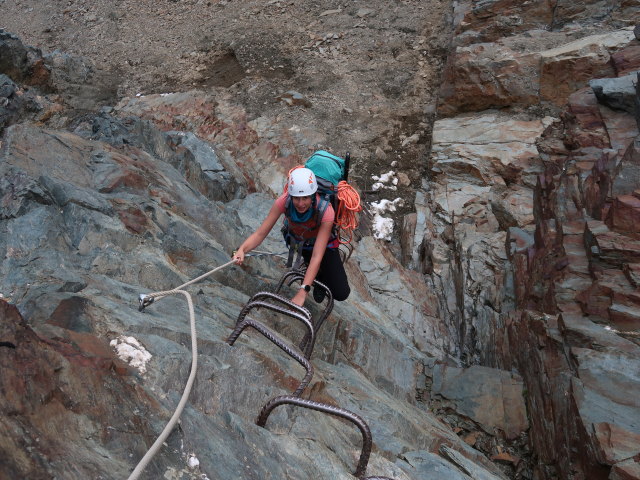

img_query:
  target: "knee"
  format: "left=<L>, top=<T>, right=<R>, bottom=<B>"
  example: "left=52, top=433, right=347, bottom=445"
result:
left=332, top=285, right=350, bottom=302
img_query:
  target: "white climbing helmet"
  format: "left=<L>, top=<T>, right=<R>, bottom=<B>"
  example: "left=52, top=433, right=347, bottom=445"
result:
left=288, top=167, right=318, bottom=197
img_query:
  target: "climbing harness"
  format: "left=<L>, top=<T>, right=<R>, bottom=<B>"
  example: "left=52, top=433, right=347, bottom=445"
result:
left=130, top=251, right=396, bottom=479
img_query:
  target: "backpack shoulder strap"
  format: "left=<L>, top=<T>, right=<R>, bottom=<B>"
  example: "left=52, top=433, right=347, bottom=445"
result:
left=315, top=194, right=331, bottom=225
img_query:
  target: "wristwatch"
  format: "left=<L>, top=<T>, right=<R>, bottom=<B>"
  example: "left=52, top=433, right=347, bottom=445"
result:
left=300, top=284, right=311, bottom=292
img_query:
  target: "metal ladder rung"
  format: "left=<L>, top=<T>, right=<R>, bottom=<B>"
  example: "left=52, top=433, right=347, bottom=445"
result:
left=227, top=317, right=313, bottom=397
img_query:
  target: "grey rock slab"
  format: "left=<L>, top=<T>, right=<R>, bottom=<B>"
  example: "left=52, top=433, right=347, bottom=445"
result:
left=590, top=72, right=639, bottom=114
left=0, top=30, right=39, bottom=82
left=612, top=135, right=640, bottom=197
left=440, top=445, right=507, bottom=480
left=431, top=364, right=529, bottom=440
left=39, top=174, right=113, bottom=214
left=2, top=124, right=97, bottom=188
left=0, top=165, right=54, bottom=219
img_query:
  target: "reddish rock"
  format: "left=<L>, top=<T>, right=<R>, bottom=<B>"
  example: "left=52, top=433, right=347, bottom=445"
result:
left=599, top=107, right=639, bottom=156
left=97, top=160, right=151, bottom=195
left=539, top=30, right=635, bottom=107
left=24, top=57, right=52, bottom=88
left=558, top=313, right=639, bottom=354
left=556, top=0, right=639, bottom=27
left=610, top=458, right=640, bottom=480
left=623, top=263, right=640, bottom=287
left=612, top=137, right=640, bottom=198
left=463, top=430, right=481, bottom=446
left=611, top=45, right=640, bottom=75
left=585, top=220, right=640, bottom=268
left=47, top=296, right=93, bottom=332
left=438, top=45, right=540, bottom=115
left=115, top=205, right=149, bottom=234
left=541, top=52, right=615, bottom=107
left=575, top=282, right=613, bottom=319
left=565, top=88, right=610, bottom=149
left=608, top=303, right=640, bottom=330
left=452, top=0, right=554, bottom=46
left=490, top=451, right=521, bottom=466
left=0, top=299, right=156, bottom=478
left=582, top=149, right=619, bottom=220
left=606, top=195, right=640, bottom=238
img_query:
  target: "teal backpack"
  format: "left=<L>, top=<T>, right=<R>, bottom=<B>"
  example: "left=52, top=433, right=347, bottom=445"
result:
left=305, top=150, right=347, bottom=188
left=282, top=150, right=352, bottom=267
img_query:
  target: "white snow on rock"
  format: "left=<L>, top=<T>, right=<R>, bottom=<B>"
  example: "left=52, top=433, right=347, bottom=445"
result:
left=110, top=336, right=152, bottom=374
left=369, top=197, right=404, bottom=241
left=372, top=214, right=394, bottom=240
left=187, top=454, right=200, bottom=469
left=370, top=198, right=404, bottom=213
left=371, top=171, right=398, bottom=191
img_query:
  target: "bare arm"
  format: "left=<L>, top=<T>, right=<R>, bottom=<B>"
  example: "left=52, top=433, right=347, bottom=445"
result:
left=291, top=220, right=332, bottom=306
left=233, top=201, right=282, bottom=264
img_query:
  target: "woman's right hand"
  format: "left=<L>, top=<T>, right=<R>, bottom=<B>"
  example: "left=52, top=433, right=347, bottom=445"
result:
left=233, top=249, right=245, bottom=265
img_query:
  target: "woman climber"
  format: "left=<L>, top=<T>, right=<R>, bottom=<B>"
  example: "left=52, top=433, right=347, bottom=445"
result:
left=233, top=167, right=350, bottom=307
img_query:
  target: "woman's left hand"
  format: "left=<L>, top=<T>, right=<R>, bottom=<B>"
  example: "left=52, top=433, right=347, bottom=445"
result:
left=291, top=289, right=307, bottom=306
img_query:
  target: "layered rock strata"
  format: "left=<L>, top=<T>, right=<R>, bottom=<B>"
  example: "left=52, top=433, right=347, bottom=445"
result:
left=409, top=1, right=640, bottom=478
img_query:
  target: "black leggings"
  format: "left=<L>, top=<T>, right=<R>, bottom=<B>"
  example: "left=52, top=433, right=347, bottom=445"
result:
left=302, top=248, right=350, bottom=301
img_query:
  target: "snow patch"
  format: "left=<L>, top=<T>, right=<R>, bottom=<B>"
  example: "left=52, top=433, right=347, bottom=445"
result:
left=372, top=214, right=394, bottom=240
left=371, top=171, right=398, bottom=191
left=370, top=198, right=404, bottom=214
left=110, top=336, right=152, bottom=374
left=369, top=198, right=404, bottom=241
left=187, top=454, right=200, bottom=469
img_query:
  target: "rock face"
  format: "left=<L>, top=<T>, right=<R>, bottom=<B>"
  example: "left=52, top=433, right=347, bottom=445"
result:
left=0, top=0, right=456, bottom=240
left=405, top=0, right=640, bottom=478
left=0, top=33, right=513, bottom=480
left=2, top=0, right=640, bottom=478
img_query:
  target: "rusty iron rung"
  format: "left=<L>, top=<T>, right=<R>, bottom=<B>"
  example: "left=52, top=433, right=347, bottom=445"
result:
left=277, top=272, right=334, bottom=357
left=226, top=318, right=313, bottom=397
left=236, top=293, right=311, bottom=328
left=256, top=395, right=372, bottom=478
left=234, top=297, right=315, bottom=359
left=245, top=291, right=311, bottom=319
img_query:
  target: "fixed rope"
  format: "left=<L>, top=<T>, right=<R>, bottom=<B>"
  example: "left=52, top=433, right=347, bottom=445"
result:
left=139, top=252, right=284, bottom=311
left=127, top=288, right=197, bottom=480
left=129, top=252, right=282, bottom=479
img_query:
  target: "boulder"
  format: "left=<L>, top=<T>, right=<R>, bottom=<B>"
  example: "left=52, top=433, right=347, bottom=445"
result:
left=590, top=73, right=640, bottom=114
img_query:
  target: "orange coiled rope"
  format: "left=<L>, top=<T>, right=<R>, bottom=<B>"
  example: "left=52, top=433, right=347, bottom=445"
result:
left=335, top=180, right=362, bottom=244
